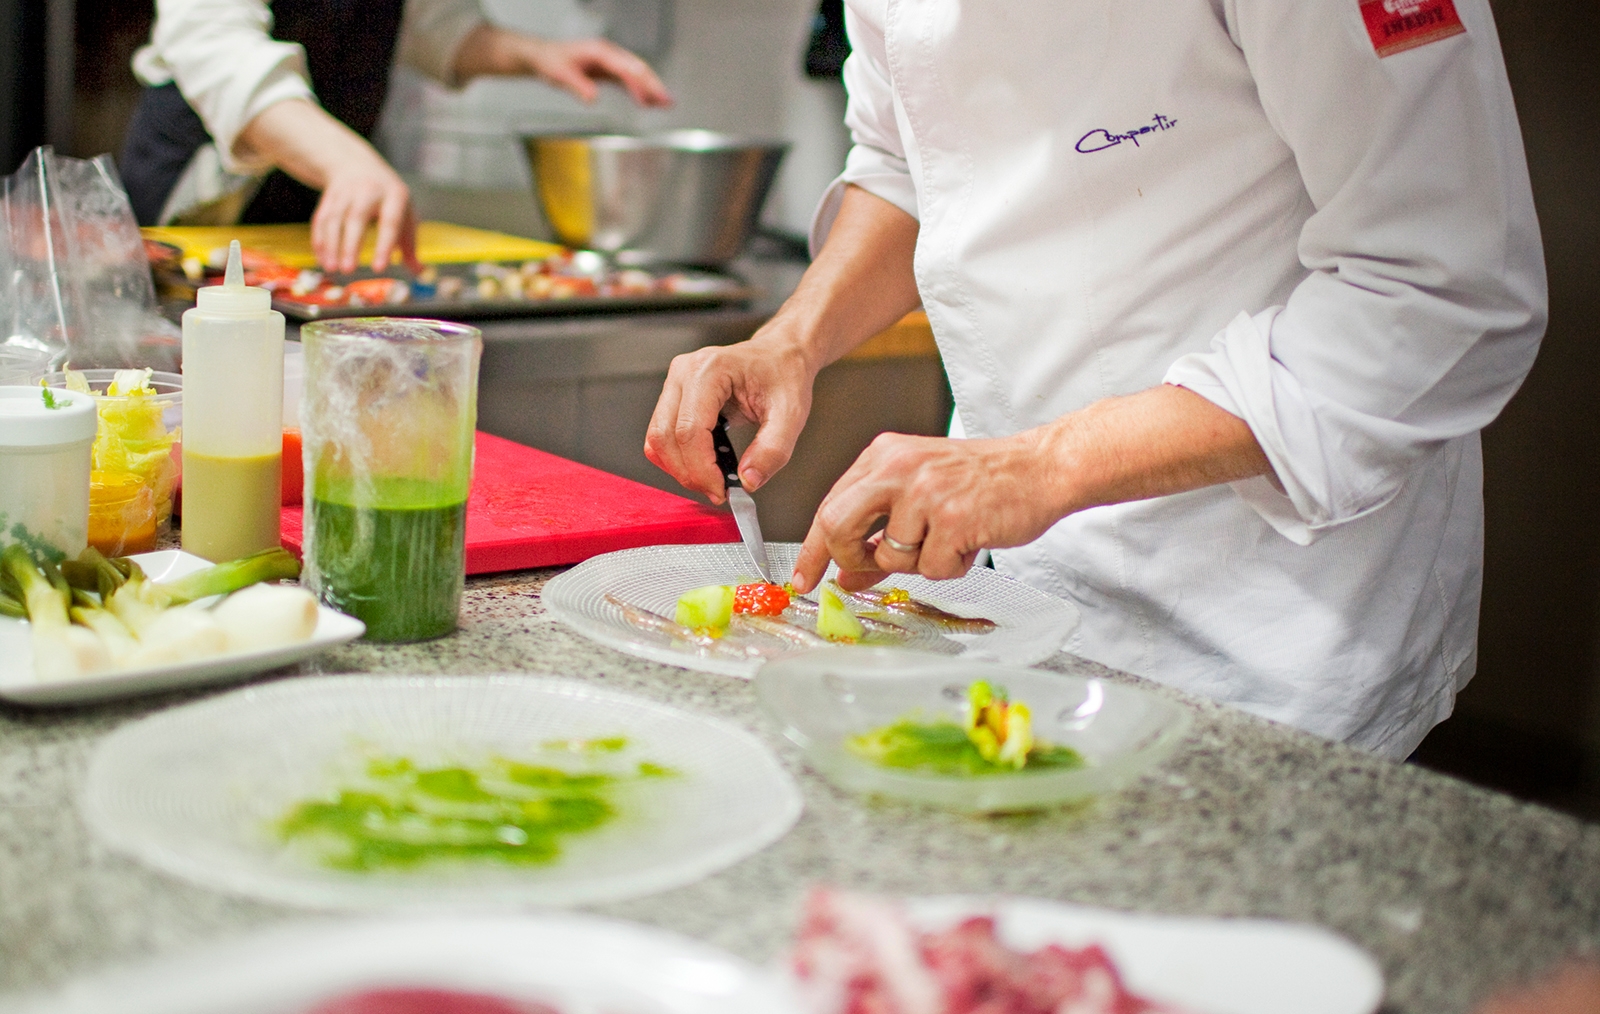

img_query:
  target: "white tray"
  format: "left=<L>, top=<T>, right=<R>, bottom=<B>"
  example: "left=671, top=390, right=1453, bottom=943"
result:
left=0, top=550, right=364, bottom=706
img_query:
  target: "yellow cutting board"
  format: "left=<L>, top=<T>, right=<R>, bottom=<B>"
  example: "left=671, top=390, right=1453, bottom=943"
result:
left=141, top=221, right=565, bottom=269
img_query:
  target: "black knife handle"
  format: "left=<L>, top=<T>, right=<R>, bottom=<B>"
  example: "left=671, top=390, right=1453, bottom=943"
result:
left=711, top=415, right=742, bottom=491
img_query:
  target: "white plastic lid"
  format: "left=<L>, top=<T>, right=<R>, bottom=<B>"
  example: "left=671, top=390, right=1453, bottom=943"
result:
left=0, top=386, right=97, bottom=447
left=194, top=240, right=272, bottom=314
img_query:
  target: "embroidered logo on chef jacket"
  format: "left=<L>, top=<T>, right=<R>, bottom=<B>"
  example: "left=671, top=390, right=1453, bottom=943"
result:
left=1360, top=0, right=1465, bottom=57
left=1075, top=113, right=1178, bottom=154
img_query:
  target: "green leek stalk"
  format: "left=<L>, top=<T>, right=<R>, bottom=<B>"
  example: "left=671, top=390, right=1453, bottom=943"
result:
left=105, top=548, right=301, bottom=636
left=2, top=545, right=112, bottom=680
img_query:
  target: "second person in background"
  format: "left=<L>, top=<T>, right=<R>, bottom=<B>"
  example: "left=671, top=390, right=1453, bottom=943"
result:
left=120, top=0, right=672, bottom=272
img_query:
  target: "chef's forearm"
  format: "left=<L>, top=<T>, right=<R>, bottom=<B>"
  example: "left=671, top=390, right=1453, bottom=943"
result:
left=234, top=99, right=380, bottom=190
left=764, top=184, right=922, bottom=374
left=1035, top=384, right=1275, bottom=516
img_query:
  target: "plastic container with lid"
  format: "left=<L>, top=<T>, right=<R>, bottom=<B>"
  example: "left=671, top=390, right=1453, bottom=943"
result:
left=0, top=385, right=97, bottom=558
left=182, top=240, right=285, bottom=562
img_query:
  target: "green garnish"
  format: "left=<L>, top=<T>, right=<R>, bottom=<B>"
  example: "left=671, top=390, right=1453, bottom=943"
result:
left=845, top=680, right=1084, bottom=777
left=276, top=748, right=676, bottom=872
left=39, top=388, right=61, bottom=410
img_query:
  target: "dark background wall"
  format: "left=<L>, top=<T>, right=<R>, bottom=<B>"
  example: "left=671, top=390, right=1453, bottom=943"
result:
left=4, top=0, right=1599, bottom=816
left=1410, top=0, right=1600, bottom=816
left=0, top=0, right=47, bottom=172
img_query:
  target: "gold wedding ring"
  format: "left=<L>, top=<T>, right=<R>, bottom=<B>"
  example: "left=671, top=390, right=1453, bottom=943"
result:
left=883, top=534, right=922, bottom=553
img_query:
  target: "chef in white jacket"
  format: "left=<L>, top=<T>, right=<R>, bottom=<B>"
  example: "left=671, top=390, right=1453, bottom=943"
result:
left=645, top=0, right=1546, bottom=758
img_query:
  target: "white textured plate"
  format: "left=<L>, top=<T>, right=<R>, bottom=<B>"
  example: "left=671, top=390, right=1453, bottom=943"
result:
left=81, top=674, right=802, bottom=910
left=8, top=913, right=800, bottom=1014
left=906, top=896, right=1384, bottom=1014
left=0, top=550, right=364, bottom=707
left=543, top=543, right=1080, bottom=678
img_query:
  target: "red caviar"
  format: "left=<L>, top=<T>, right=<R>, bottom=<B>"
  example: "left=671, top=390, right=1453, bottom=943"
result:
left=733, top=582, right=790, bottom=616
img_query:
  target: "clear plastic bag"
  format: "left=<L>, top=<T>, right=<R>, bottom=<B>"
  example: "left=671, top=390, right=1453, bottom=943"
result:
left=0, top=146, right=180, bottom=370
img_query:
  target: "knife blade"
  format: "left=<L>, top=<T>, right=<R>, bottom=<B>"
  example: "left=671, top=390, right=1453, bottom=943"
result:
left=712, top=415, right=773, bottom=584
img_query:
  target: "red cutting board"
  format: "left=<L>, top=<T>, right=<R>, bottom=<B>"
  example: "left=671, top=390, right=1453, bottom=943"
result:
left=280, top=431, right=738, bottom=573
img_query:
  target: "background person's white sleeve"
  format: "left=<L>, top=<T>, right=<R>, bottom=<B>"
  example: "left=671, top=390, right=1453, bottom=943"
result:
left=809, top=1, right=918, bottom=255
left=131, top=0, right=315, bottom=175
left=397, top=0, right=488, bottom=87
left=1163, top=0, right=1546, bottom=545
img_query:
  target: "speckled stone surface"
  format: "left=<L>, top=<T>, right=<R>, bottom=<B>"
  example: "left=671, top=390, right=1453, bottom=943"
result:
left=3, top=566, right=1599, bottom=1013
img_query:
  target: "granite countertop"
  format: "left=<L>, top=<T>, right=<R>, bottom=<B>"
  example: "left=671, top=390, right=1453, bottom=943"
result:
left=3, top=565, right=1599, bottom=1013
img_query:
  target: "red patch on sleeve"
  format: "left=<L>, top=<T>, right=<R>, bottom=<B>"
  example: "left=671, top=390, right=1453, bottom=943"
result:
left=1360, top=0, right=1466, bottom=57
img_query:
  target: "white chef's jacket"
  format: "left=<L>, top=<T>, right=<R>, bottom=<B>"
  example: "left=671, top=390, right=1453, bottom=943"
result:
left=812, top=0, right=1546, bottom=758
left=132, top=0, right=485, bottom=176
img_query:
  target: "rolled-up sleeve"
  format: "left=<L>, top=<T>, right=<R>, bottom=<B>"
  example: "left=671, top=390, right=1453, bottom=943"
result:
left=810, top=0, right=919, bottom=255
left=1163, top=0, right=1546, bottom=545
left=132, top=0, right=315, bottom=175
left=397, top=0, right=487, bottom=87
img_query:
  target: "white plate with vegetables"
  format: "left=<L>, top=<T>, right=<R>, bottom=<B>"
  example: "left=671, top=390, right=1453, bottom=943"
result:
left=542, top=542, right=1081, bottom=678
left=0, top=549, right=363, bottom=706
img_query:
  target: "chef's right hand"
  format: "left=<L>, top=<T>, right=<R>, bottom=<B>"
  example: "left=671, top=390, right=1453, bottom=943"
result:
left=644, top=326, right=818, bottom=504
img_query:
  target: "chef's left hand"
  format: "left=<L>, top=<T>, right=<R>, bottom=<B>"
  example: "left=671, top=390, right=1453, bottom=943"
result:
left=790, top=384, right=1279, bottom=594
left=454, top=26, right=673, bottom=108
left=792, top=431, right=1065, bottom=593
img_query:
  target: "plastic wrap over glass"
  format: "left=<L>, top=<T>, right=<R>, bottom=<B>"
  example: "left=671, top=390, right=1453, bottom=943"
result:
left=0, top=147, right=180, bottom=369
left=300, top=318, right=481, bottom=642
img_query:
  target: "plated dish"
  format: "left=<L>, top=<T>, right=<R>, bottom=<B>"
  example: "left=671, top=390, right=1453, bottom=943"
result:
left=756, top=648, right=1191, bottom=813
left=81, top=674, right=802, bottom=909
left=5, top=913, right=798, bottom=1014
left=542, top=543, right=1081, bottom=678
left=880, top=895, right=1385, bottom=1014
left=0, top=549, right=363, bottom=706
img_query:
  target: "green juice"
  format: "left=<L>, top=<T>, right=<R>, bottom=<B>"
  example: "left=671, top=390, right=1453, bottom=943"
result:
left=309, top=477, right=467, bottom=643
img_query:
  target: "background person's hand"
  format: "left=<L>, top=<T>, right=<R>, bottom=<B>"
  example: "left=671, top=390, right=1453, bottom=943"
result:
left=236, top=99, right=419, bottom=273
left=644, top=326, right=819, bottom=504
left=311, top=150, right=418, bottom=275
left=453, top=26, right=673, bottom=107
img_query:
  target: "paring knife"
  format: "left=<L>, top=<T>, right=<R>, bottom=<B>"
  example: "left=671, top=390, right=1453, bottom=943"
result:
left=712, top=415, right=774, bottom=584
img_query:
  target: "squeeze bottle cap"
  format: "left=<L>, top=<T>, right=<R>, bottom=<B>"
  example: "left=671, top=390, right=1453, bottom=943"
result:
left=194, top=240, right=272, bottom=314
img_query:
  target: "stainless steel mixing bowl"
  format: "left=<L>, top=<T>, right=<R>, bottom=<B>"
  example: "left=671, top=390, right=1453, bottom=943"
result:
left=522, top=130, right=789, bottom=266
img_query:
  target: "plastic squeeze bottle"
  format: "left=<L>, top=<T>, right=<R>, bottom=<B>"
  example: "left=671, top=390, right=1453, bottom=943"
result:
left=181, top=240, right=285, bottom=562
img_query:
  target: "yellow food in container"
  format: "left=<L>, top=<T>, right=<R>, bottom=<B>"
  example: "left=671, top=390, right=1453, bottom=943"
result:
left=43, top=369, right=182, bottom=553
left=87, top=470, right=158, bottom=555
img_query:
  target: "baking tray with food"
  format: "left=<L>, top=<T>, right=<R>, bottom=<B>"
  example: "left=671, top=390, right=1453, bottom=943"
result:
left=148, top=241, right=756, bottom=322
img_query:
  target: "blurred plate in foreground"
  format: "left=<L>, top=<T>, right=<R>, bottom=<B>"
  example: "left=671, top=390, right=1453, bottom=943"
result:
left=900, top=896, right=1384, bottom=1014
left=10, top=914, right=797, bottom=1014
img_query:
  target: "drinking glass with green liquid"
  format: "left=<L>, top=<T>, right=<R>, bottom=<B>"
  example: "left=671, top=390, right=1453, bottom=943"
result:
left=300, top=319, right=481, bottom=642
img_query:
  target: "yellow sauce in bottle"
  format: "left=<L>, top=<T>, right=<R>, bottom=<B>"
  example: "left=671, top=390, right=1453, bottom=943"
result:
left=181, top=451, right=282, bottom=562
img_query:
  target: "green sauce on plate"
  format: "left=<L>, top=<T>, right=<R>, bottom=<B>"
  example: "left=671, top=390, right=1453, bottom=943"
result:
left=847, top=719, right=1085, bottom=777
left=277, top=741, right=674, bottom=872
